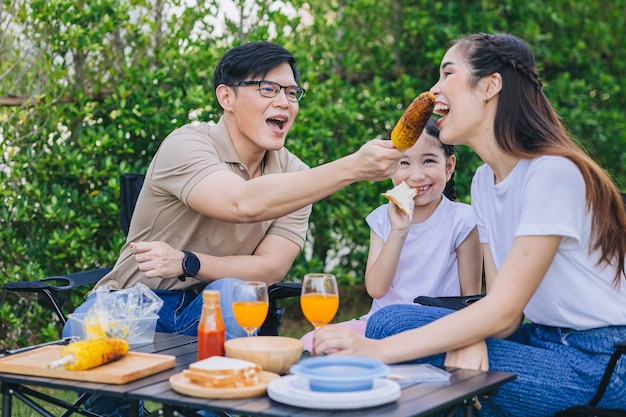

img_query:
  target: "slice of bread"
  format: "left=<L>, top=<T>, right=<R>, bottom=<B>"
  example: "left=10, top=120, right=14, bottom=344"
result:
left=190, top=356, right=261, bottom=375
left=185, top=356, right=262, bottom=389
left=183, top=369, right=260, bottom=388
left=382, top=181, right=416, bottom=220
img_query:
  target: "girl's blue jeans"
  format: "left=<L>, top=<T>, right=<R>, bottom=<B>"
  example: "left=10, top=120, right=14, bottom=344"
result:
left=366, top=304, right=626, bottom=417
left=62, top=278, right=248, bottom=340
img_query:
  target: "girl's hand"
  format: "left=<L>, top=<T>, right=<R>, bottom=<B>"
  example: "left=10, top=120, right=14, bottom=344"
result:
left=387, top=202, right=412, bottom=232
left=130, top=241, right=185, bottom=279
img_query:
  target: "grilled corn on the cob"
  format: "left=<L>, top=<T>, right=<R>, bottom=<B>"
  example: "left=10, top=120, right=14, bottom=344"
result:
left=391, top=91, right=435, bottom=150
left=49, top=338, right=129, bottom=370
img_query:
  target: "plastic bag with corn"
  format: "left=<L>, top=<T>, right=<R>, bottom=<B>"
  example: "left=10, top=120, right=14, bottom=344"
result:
left=83, top=283, right=163, bottom=340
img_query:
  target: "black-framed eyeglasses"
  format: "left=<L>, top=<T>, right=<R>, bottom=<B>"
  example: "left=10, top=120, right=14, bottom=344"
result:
left=229, top=80, right=306, bottom=102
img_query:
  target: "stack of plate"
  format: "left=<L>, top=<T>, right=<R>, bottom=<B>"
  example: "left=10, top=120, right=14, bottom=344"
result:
left=267, top=356, right=401, bottom=410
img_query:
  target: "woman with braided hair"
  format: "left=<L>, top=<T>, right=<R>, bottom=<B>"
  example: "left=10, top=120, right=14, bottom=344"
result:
left=312, top=33, right=626, bottom=415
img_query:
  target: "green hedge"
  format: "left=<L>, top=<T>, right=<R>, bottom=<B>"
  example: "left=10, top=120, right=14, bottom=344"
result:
left=1, top=0, right=624, bottom=348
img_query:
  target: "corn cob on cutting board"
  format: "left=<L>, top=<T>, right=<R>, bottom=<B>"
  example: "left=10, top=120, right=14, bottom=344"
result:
left=0, top=345, right=175, bottom=384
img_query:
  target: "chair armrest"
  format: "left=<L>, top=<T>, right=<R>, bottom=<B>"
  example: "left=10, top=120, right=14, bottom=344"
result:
left=588, top=338, right=626, bottom=406
left=3, top=267, right=112, bottom=326
left=269, top=282, right=302, bottom=302
left=260, top=282, right=302, bottom=337
left=3, top=267, right=112, bottom=294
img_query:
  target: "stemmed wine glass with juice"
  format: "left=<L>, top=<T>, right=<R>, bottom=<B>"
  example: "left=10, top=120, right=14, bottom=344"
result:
left=232, top=281, right=269, bottom=337
left=300, top=273, right=339, bottom=329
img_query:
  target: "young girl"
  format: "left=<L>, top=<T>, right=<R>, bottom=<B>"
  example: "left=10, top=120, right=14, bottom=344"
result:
left=301, top=118, right=482, bottom=351
left=312, top=33, right=626, bottom=416
left=363, top=117, right=481, bottom=317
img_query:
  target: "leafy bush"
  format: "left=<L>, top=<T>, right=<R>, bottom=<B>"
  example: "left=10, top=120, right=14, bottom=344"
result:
left=1, top=0, right=624, bottom=348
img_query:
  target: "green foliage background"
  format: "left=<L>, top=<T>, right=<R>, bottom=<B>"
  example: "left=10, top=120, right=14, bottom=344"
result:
left=1, top=0, right=625, bottom=348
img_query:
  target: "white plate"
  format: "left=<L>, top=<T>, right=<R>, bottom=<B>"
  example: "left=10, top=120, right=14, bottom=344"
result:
left=267, top=375, right=401, bottom=410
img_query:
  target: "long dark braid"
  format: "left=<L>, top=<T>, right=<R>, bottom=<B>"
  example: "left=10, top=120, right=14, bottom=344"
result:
left=424, top=117, right=456, bottom=201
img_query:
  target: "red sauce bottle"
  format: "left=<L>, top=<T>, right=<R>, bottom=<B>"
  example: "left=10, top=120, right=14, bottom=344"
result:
left=197, top=290, right=225, bottom=360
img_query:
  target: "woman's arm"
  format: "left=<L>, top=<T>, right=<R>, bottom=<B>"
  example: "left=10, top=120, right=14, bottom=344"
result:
left=482, top=242, right=523, bottom=338
left=456, top=227, right=483, bottom=295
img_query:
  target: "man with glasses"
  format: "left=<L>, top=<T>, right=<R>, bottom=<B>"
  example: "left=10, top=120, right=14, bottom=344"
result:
left=66, top=41, right=402, bottom=350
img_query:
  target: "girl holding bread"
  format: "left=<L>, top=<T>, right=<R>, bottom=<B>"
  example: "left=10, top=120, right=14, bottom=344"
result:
left=312, top=32, right=626, bottom=416
left=365, top=116, right=481, bottom=309
left=301, top=117, right=482, bottom=351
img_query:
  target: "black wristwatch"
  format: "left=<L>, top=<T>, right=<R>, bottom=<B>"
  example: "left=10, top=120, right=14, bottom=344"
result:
left=178, top=250, right=200, bottom=281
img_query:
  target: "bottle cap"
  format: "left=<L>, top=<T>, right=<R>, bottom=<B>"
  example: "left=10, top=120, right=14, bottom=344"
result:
left=202, top=290, right=220, bottom=304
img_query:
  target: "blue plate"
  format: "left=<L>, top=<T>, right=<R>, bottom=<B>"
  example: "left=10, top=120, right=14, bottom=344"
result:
left=289, top=356, right=390, bottom=392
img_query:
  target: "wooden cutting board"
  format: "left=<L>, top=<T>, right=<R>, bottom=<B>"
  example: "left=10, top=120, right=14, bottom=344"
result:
left=0, top=345, right=176, bottom=384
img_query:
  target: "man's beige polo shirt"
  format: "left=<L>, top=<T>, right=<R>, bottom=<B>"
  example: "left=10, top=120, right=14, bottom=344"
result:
left=94, top=118, right=311, bottom=294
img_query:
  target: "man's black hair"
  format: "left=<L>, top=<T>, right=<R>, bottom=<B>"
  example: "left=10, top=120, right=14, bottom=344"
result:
left=213, top=42, right=299, bottom=108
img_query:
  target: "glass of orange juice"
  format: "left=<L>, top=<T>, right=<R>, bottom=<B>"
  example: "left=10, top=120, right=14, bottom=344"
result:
left=300, top=273, right=339, bottom=329
left=232, top=281, right=269, bottom=337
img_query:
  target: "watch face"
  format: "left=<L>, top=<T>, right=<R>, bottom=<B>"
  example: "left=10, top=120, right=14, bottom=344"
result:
left=184, top=251, right=200, bottom=277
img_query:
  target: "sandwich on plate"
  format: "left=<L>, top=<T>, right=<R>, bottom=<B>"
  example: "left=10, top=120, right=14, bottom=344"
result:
left=183, top=356, right=262, bottom=389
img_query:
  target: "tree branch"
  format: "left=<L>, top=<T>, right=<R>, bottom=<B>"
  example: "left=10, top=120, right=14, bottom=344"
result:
left=0, top=88, right=115, bottom=107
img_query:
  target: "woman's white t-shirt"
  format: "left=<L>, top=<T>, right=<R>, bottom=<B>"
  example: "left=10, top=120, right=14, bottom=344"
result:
left=362, top=196, right=476, bottom=319
left=471, top=156, right=626, bottom=330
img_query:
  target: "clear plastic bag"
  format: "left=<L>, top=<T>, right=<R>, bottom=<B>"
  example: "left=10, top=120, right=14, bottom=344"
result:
left=84, top=283, right=163, bottom=339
